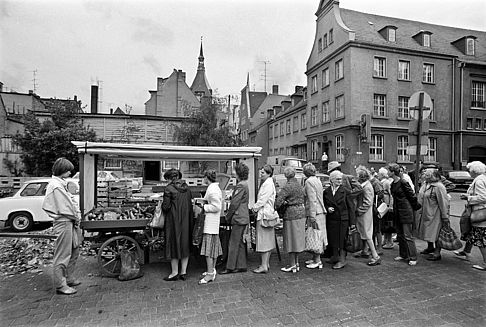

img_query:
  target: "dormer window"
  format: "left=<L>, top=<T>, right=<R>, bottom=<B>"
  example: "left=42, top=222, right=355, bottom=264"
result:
left=379, top=26, right=397, bottom=42
left=466, top=38, right=475, bottom=55
left=413, top=31, right=432, bottom=47
left=451, top=35, right=477, bottom=56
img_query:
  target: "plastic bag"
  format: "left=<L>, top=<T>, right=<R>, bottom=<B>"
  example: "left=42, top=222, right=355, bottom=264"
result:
left=149, top=200, right=165, bottom=229
left=118, top=250, right=144, bottom=281
left=304, top=225, right=324, bottom=254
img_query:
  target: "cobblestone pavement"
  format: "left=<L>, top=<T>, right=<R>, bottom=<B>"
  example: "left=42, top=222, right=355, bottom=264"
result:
left=1, top=194, right=485, bottom=327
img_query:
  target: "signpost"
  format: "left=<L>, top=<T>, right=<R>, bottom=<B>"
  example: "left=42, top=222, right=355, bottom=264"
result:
left=407, top=91, right=432, bottom=192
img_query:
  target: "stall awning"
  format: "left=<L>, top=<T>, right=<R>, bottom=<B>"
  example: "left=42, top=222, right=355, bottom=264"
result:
left=72, top=141, right=262, bottom=160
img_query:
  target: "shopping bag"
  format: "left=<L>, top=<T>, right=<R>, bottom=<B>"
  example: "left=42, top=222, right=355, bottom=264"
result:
left=192, top=211, right=206, bottom=246
left=459, top=206, right=471, bottom=236
left=118, top=250, right=144, bottom=281
left=304, top=225, right=324, bottom=254
left=149, top=200, right=165, bottom=229
left=345, top=226, right=363, bottom=253
left=437, top=225, right=462, bottom=251
left=471, top=208, right=486, bottom=224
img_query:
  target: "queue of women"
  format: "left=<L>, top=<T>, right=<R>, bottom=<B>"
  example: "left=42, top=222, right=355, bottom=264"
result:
left=43, top=158, right=486, bottom=294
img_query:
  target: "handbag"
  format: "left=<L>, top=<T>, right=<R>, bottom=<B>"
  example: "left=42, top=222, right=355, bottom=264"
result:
left=304, top=224, right=324, bottom=254
left=192, top=210, right=206, bottom=246
left=377, top=202, right=389, bottom=218
left=149, top=200, right=165, bottom=229
left=345, top=226, right=363, bottom=253
left=437, top=225, right=462, bottom=251
left=459, top=206, right=472, bottom=235
left=260, top=207, right=279, bottom=228
left=470, top=207, right=486, bottom=224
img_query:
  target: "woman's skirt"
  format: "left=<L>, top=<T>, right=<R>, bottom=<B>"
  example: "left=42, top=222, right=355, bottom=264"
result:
left=200, top=233, right=223, bottom=258
left=283, top=218, right=305, bottom=253
left=256, top=220, right=275, bottom=252
left=357, top=213, right=373, bottom=240
left=465, top=226, right=486, bottom=247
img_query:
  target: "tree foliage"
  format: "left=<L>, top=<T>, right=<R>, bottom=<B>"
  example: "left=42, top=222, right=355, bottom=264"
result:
left=12, top=102, right=97, bottom=176
left=175, top=100, right=241, bottom=147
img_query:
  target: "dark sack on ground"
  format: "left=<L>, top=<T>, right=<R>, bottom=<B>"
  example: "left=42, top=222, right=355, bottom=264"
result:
left=437, top=225, right=462, bottom=251
left=118, top=250, right=144, bottom=281
left=345, top=226, right=363, bottom=253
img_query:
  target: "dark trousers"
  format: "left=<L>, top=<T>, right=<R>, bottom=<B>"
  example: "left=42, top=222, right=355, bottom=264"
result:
left=397, top=223, right=417, bottom=261
left=226, top=224, right=247, bottom=270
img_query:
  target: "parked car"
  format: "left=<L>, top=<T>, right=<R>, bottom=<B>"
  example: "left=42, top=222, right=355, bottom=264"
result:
left=444, top=170, right=473, bottom=190
left=0, top=178, right=79, bottom=232
left=71, top=171, right=143, bottom=192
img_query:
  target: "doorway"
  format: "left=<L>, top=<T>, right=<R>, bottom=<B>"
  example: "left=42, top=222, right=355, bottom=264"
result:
left=144, top=161, right=161, bottom=181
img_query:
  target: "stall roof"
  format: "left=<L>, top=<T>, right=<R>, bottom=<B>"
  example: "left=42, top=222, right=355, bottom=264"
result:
left=72, top=141, right=262, bottom=160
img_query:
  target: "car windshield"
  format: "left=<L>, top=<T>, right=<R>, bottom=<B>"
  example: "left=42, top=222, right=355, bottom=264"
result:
left=109, top=172, right=122, bottom=179
left=285, top=159, right=305, bottom=168
left=450, top=171, right=471, bottom=178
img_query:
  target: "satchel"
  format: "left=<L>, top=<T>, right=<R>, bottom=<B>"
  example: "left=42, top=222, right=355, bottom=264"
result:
left=118, top=250, right=144, bottom=281
left=437, top=225, right=462, bottom=251
left=304, top=224, right=324, bottom=254
left=459, top=206, right=472, bottom=235
left=192, top=210, right=206, bottom=246
left=149, top=200, right=165, bottom=229
left=470, top=208, right=486, bottom=224
left=345, top=226, right=363, bottom=253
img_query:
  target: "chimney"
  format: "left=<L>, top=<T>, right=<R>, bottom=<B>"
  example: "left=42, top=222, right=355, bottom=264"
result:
left=0, top=82, right=3, bottom=92
left=74, top=95, right=77, bottom=102
left=178, top=70, right=186, bottom=82
left=91, top=85, right=99, bottom=114
left=28, top=90, right=33, bottom=94
left=294, top=86, right=303, bottom=94
left=110, top=108, right=113, bottom=114
left=272, top=85, right=279, bottom=94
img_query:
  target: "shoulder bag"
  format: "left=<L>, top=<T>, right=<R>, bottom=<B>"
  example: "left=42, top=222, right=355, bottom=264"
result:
left=471, top=207, right=486, bottom=224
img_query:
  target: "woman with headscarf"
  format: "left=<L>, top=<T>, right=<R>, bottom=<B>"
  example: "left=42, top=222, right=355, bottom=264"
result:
left=162, top=169, right=193, bottom=281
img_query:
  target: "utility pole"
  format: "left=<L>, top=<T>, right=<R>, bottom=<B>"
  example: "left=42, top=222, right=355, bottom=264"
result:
left=258, top=60, right=270, bottom=92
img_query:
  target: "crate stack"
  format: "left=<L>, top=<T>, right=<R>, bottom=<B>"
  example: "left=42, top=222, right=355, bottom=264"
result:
left=97, top=180, right=132, bottom=207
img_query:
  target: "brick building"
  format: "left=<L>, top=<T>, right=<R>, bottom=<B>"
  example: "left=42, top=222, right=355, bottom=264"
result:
left=301, top=0, right=486, bottom=172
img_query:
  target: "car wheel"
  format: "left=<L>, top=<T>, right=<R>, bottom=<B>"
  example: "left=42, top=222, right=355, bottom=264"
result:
left=10, top=212, right=34, bottom=232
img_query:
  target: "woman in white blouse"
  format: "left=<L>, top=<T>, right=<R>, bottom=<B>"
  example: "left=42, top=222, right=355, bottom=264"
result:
left=251, top=165, right=277, bottom=273
left=199, top=169, right=223, bottom=284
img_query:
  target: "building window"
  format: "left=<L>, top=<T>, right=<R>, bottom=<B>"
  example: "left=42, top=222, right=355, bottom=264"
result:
left=311, top=140, right=318, bottom=161
left=280, top=148, right=284, bottom=155
left=425, top=137, right=437, bottom=162
left=466, top=118, right=473, bottom=129
left=250, top=135, right=256, bottom=143
left=322, top=68, right=329, bottom=87
left=466, top=38, right=475, bottom=55
left=301, top=113, right=307, bottom=129
left=329, top=29, right=333, bottom=44
left=335, top=95, right=344, bottom=119
left=472, top=81, right=486, bottom=109
left=323, top=33, right=328, bottom=48
left=475, top=119, right=482, bottom=130
left=423, top=63, right=434, bottom=83
left=280, top=122, right=284, bottom=136
left=429, top=99, right=436, bottom=121
left=293, top=116, right=299, bottom=132
left=398, top=60, right=410, bottom=80
left=373, top=57, right=386, bottom=78
left=369, top=135, right=384, bottom=161
left=318, top=38, right=322, bottom=52
left=286, top=147, right=292, bottom=156
left=398, top=96, right=410, bottom=118
left=388, top=28, right=396, bottom=42
left=423, top=34, right=431, bottom=47
left=336, top=135, right=344, bottom=162
left=335, top=59, right=343, bottom=80
left=104, top=159, right=122, bottom=169
left=322, top=101, right=330, bottom=123
left=163, top=160, right=180, bottom=170
left=311, top=75, right=318, bottom=93
left=274, top=124, right=279, bottom=138
left=286, top=119, right=291, bottom=134
left=397, top=136, right=409, bottom=162
left=269, top=125, right=273, bottom=139
left=373, top=94, right=387, bottom=117
left=310, top=106, right=318, bottom=126
left=483, top=119, right=486, bottom=130
left=0, top=136, right=20, bottom=153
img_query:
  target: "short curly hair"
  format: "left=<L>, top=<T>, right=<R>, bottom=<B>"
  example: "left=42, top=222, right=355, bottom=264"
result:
left=204, top=169, right=217, bottom=183
left=387, top=163, right=401, bottom=177
left=283, top=166, right=296, bottom=179
left=303, top=163, right=316, bottom=177
left=355, top=165, right=371, bottom=182
left=467, top=161, right=486, bottom=175
left=164, top=169, right=182, bottom=181
left=235, top=163, right=249, bottom=180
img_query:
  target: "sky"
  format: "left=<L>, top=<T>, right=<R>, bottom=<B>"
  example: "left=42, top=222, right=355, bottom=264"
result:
left=1, top=0, right=485, bottom=115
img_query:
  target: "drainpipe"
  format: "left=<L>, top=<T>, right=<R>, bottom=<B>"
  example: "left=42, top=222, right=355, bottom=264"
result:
left=451, top=58, right=455, bottom=169
left=459, top=61, right=465, bottom=167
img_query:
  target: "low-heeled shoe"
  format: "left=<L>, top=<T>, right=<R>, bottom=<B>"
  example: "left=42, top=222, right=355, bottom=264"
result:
left=163, top=274, right=179, bottom=281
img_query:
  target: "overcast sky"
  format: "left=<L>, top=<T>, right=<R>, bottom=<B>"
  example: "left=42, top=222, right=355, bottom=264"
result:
left=1, top=0, right=485, bottom=115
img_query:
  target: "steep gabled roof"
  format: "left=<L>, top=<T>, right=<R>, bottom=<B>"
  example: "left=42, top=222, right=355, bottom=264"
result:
left=340, top=8, right=486, bottom=60
left=190, top=41, right=212, bottom=97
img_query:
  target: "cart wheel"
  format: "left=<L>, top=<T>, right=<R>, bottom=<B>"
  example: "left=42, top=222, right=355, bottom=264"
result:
left=97, top=235, right=142, bottom=277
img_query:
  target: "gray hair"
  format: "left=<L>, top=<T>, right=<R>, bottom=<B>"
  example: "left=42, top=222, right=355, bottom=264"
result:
left=283, top=166, right=296, bottom=179
left=356, top=165, right=371, bottom=182
left=330, top=170, right=343, bottom=180
left=467, top=161, right=486, bottom=175
left=303, top=163, right=316, bottom=177
left=378, top=167, right=389, bottom=179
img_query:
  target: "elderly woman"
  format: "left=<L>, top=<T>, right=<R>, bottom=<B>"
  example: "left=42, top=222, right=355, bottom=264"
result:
left=198, top=169, right=223, bottom=284
left=275, top=167, right=306, bottom=273
left=302, top=163, right=327, bottom=269
left=378, top=167, right=394, bottom=249
left=354, top=166, right=381, bottom=266
left=162, top=169, right=194, bottom=281
left=251, top=164, right=277, bottom=273
left=463, top=161, right=486, bottom=271
left=220, top=163, right=250, bottom=274
left=42, top=158, right=81, bottom=295
left=388, top=163, right=420, bottom=266
left=323, top=170, right=355, bottom=269
left=416, top=169, right=450, bottom=261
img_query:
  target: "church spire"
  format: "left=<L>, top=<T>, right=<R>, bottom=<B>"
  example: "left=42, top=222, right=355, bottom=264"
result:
left=191, top=36, right=212, bottom=98
left=198, top=37, right=205, bottom=71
